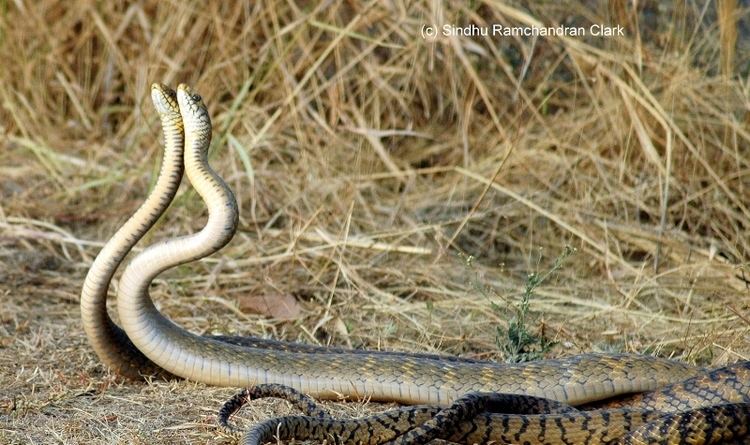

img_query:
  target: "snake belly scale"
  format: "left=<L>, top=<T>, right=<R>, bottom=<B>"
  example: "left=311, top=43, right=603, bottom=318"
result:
left=81, top=84, right=750, bottom=444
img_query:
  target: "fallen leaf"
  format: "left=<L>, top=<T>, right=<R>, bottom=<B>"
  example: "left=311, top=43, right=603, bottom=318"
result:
left=237, top=294, right=301, bottom=320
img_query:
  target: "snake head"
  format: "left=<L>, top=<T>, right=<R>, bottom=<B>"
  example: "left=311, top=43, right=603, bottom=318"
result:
left=150, top=83, right=179, bottom=116
left=176, top=83, right=211, bottom=138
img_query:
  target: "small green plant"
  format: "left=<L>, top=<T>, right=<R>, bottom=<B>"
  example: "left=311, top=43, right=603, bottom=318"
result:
left=462, top=246, right=575, bottom=363
left=495, top=245, right=575, bottom=363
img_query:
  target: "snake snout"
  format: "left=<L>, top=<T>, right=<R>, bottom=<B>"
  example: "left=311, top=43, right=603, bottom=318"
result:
left=151, top=83, right=178, bottom=115
left=177, top=83, right=199, bottom=102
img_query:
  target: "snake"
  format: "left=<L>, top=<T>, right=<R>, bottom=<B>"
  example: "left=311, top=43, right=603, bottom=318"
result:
left=79, top=83, right=476, bottom=379
left=220, top=362, right=750, bottom=444
left=80, top=83, right=184, bottom=379
left=81, top=83, right=750, bottom=444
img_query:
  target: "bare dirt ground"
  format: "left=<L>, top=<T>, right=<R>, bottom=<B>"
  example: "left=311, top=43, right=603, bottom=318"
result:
left=1, top=1, right=749, bottom=444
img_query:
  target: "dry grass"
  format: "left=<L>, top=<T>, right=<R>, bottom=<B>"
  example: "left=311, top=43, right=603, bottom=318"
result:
left=1, top=1, right=750, bottom=444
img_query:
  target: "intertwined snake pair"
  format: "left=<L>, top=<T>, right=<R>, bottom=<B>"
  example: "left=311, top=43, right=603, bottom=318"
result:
left=80, top=83, right=750, bottom=444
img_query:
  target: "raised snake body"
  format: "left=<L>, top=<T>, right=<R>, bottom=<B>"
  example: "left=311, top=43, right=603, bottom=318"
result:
left=81, top=83, right=750, bottom=444
left=80, top=84, right=184, bottom=379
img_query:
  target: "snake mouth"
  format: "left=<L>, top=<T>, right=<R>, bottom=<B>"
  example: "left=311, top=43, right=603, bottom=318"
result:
left=151, top=83, right=179, bottom=115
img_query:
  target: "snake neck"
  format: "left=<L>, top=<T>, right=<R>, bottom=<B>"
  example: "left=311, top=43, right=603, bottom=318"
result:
left=185, top=140, right=239, bottom=253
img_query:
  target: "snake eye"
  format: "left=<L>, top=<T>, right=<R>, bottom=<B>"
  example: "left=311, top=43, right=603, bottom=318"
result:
left=192, top=94, right=202, bottom=102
